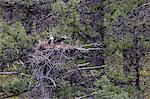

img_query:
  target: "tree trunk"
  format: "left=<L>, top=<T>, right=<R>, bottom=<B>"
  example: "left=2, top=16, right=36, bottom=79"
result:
left=123, top=49, right=131, bottom=77
left=122, top=29, right=142, bottom=98
left=43, top=87, right=52, bottom=99
left=133, top=35, right=141, bottom=99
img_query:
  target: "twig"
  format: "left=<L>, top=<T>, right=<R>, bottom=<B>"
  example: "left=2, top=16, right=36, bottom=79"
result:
left=75, top=91, right=99, bottom=99
left=75, top=47, right=103, bottom=51
left=136, top=3, right=150, bottom=10
left=80, top=43, right=102, bottom=47
left=43, top=76, right=56, bottom=87
left=77, top=62, right=90, bottom=67
left=78, top=65, right=106, bottom=70
left=0, top=72, right=18, bottom=75
left=19, top=60, right=26, bottom=68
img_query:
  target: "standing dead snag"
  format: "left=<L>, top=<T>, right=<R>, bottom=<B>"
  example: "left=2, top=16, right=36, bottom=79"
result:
left=27, top=39, right=77, bottom=98
left=27, top=39, right=104, bottom=98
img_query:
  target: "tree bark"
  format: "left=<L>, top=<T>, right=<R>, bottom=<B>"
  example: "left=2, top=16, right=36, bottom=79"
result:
left=43, top=87, right=52, bottom=99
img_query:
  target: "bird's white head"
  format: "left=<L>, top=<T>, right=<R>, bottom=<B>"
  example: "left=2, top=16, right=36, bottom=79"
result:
left=50, top=36, right=54, bottom=41
left=62, top=35, right=67, bottom=39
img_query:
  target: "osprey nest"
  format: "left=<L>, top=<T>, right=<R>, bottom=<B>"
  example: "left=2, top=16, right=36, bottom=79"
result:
left=26, top=40, right=103, bottom=98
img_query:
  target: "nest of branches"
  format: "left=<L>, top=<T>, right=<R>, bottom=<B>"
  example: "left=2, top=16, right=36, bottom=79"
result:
left=25, top=42, right=104, bottom=98
left=26, top=43, right=82, bottom=97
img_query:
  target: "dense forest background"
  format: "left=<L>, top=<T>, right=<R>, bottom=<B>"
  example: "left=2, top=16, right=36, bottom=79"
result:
left=0, top=0, right=149, bottom=99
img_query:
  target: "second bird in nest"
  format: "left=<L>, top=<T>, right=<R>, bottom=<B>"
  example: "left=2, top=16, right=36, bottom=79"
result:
left=48, top=36, right=66, bottom=44
left=37, top=36, right=67, bottom=50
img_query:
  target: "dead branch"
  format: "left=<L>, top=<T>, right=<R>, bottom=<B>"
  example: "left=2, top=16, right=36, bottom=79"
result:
left=80, top=43, right=103, bottom=47
left=79, top=65, right=106, bottom=70
left=43, top=76, right=56, bottom=87
left=76, top=91, right=100, bottom=99
left=75, top=47, right=103, bottom=51
left=0, top=71, right=18, bottom=75
left=77, top=62, right=90, bottom=67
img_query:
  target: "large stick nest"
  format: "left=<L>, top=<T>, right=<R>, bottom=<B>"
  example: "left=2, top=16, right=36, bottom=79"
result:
left=26, top=42, right=84, bottom=96
left=26, top=40, right=104, bottom=97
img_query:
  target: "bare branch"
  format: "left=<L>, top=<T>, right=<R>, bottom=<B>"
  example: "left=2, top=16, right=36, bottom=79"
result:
left=43, top=76, right=56, bottom=87
left=76, top=91, right=100, bottom=99
left=0, top=71, right=18, bottom=75
left=79, top=65, right=106, bottom=70
left=80, top=43, right=102, bottom=47
left=77, top=62, right=90, bottom=67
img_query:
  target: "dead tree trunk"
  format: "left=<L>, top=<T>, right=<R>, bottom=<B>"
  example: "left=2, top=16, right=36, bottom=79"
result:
left=43, top=87, right=52, bottom=99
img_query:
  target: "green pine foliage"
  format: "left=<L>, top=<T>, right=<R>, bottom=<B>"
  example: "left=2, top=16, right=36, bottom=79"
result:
left=0, top=19, right=35, bottom=64
left=2, top=78, right=29, bottom=95
left=51, top=0, right=80, bottom=40
left=104, top=0, right=145, bottom=51
left=94, top=75, right=129, bottom=99
left=0, top=0, right=149, bottom=98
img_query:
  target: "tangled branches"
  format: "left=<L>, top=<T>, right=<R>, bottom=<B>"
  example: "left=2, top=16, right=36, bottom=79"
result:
left=27, top=46, right=75, bottom=97
left=26, top=42, right=104, bottom=98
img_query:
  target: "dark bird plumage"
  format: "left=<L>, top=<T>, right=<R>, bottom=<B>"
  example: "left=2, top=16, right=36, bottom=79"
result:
left=54, top=37, right=66, bottom=44
left=37, top=36, right=66, bottom=50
